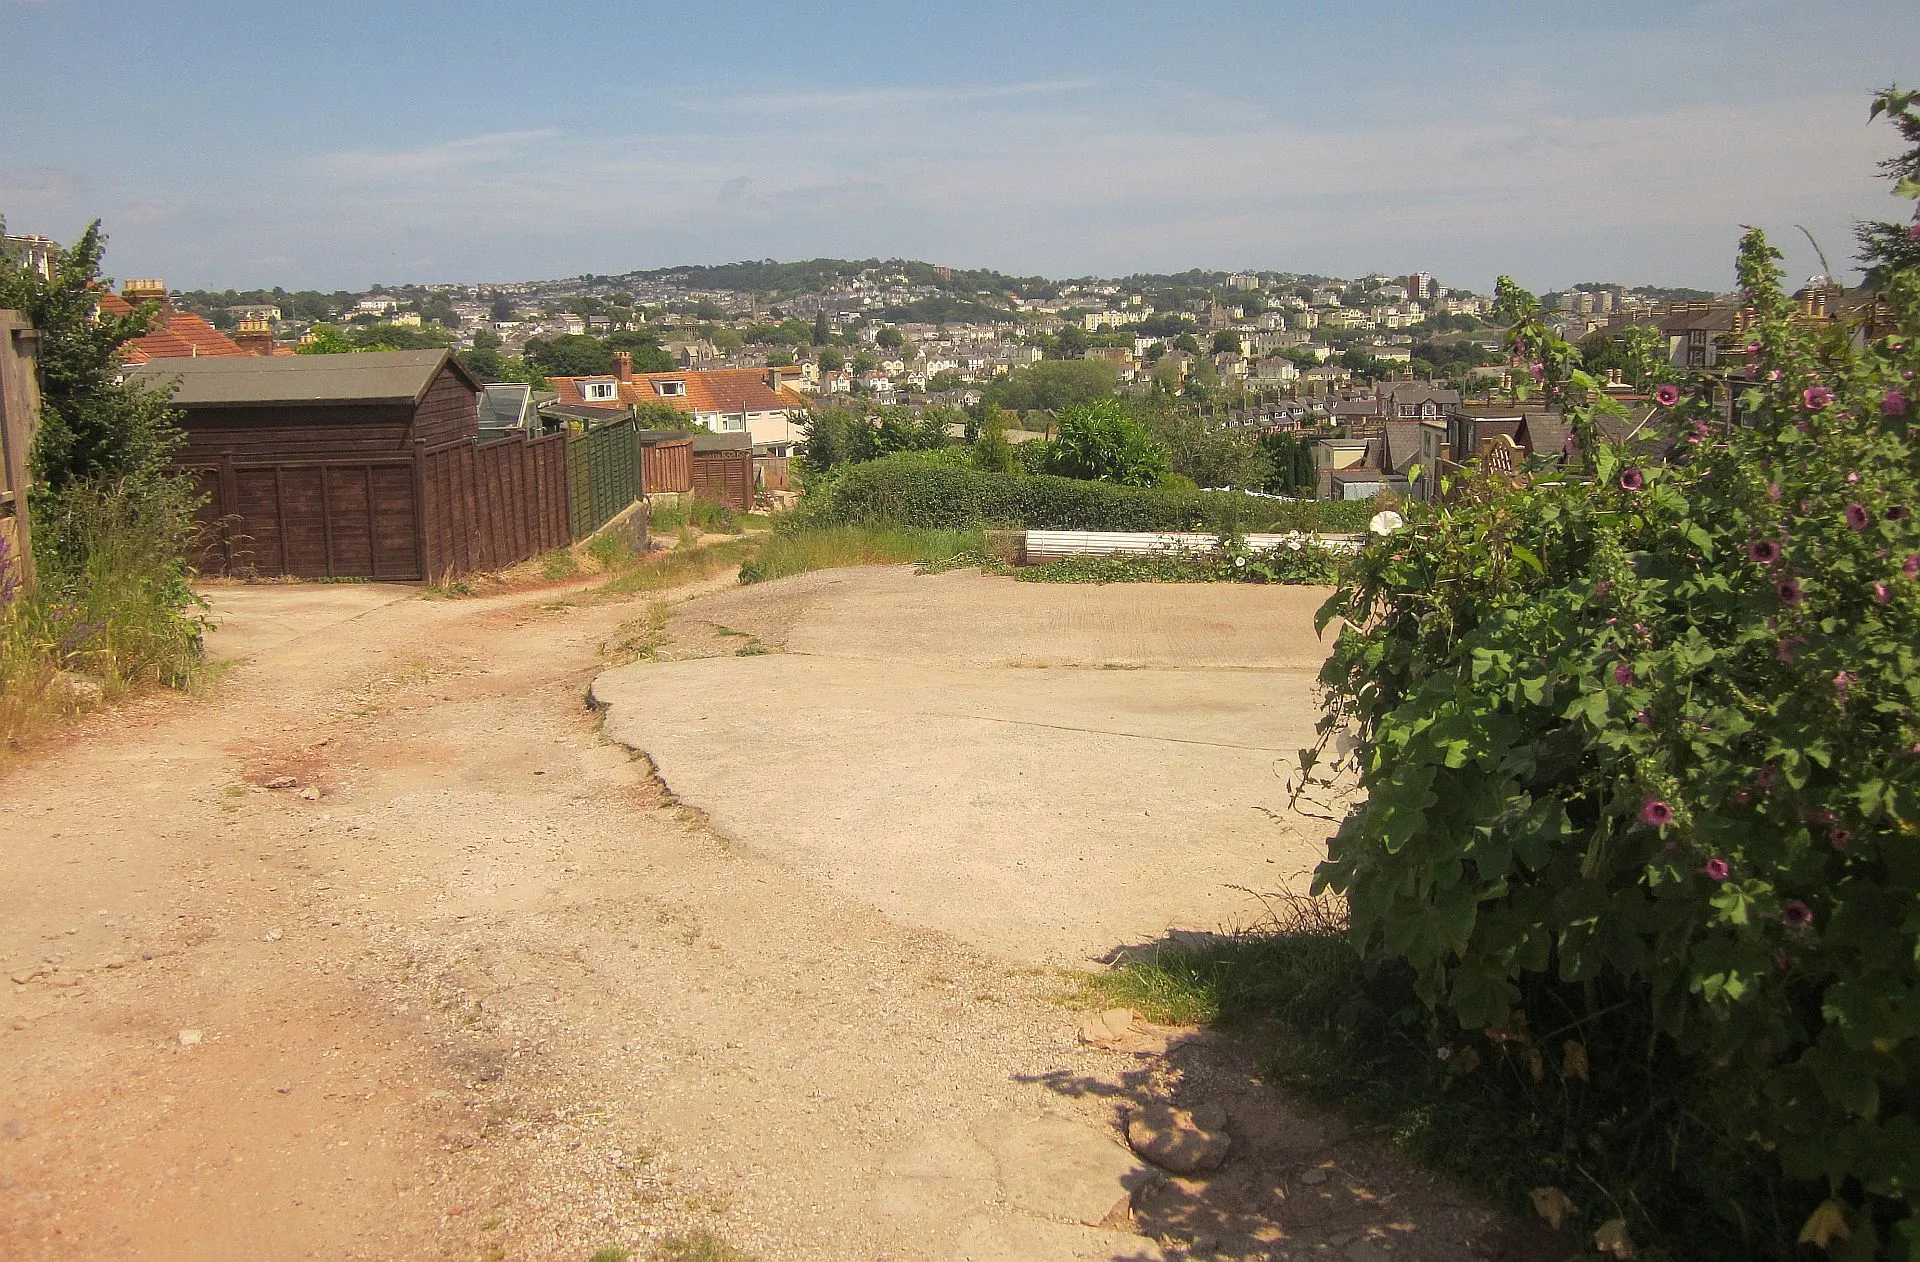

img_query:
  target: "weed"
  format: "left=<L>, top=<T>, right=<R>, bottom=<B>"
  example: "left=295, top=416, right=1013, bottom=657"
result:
left=586, top=531, right=633, bottom=569
left=540, top=547, right=582, bottom=580
left=652, top=1229, right=754, bottom=1261
left=597, top=538, right=761, bottom=598
left=588, top=1248, right=631, bottom=1262
left=737, top=524, right=988, bottom=584
left=604, top=602, right=671, bottom=664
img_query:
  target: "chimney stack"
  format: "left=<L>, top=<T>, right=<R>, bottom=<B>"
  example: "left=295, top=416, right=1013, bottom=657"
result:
left=233, top=317, right=276, bottom=357
left=612, top=350, right=633, bottom=381
left=121, top=279, right=171, bottom=310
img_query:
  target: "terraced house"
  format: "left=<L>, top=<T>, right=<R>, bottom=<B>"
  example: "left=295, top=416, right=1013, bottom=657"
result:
left=546, top=354, right=811, bottom=446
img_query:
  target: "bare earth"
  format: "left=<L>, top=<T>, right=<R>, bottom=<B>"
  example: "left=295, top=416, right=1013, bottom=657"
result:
left=0, top=563, right=1545, bottom=1262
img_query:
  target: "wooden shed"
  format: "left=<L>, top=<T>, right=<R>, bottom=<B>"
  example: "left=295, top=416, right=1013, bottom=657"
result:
left=139, top=349, right=571, bottom=581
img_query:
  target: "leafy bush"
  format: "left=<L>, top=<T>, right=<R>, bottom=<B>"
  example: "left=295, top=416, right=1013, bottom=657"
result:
left=737, top=524, right=985, bottom=584
left=790, top=452, right=1376, bottom=534
left=1016, top=535, right=1345, bottom=585
left=1309, top=219, right=1920, bottom=1257
left=1044, top=399, right=1170, bottom=486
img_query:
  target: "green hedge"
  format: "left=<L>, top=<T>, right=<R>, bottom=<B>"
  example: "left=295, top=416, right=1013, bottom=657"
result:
left=794, top=453, right=1375, bottom=533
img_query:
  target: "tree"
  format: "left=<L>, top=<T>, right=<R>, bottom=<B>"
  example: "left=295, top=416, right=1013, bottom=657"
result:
left=812, top=310, right=831, bottom=346
left=0, top=221, right=179, bottom=490
left=987, top=359, right=1117, bottom=413
left=1045, top=400, right=1171, bottom=486
left=851, top=351, right=878, bottom=374
left=524, top=333, right=613, bottom=377
left=767, top=349, right=795, bottom=367
left=798, top=407, right=877, bottom=471
left=1259, top=431, right=1316, bottom=494
left=817, top=347, right=845, bottom=373
left=1054, top=324, right=1089, bottom=358
left=1856, top=86, right=1920, bottom=287
left=296, top=324, right=355, bottom=355
left=1211, top=329, right=1243, bottom=355
left=1172, top=333, right=1202, bottom=355
left=875, top=325, right=905, bottom=350
left=471, top=327, right=503, bottom=352
left=926, top=369, right=965, bottom=393
left=972, top=408, right=1020, bottom=474
left=488, top=295, right=517, bottom=322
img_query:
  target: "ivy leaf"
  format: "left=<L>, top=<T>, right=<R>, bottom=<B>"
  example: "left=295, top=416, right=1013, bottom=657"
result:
left=1798, top=1199, right=1853, bottom=1248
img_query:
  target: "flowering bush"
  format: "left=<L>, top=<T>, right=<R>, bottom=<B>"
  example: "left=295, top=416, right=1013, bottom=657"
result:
left=1309, top=182, right=1920, bottom=1255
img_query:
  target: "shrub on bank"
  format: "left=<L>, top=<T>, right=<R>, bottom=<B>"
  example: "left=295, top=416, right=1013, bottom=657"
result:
left=789, top=452, right=1375, bottom=534
left=1308, top=220, right=1920, bottom=1257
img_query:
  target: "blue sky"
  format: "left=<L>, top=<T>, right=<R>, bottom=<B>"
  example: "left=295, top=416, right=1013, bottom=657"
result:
left=3, top=0, right=1915, bottom=294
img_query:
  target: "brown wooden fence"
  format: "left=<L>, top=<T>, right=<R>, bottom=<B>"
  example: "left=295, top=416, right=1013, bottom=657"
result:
left=1, top=310, right=39, bottom=592
left=692, top=449, right=754, bottom=512
left=640, top=434, right=693, bottom=494
left=755, top=455, right=792, bottom=492
left=419, top=432, right=571, bottom=577
left=183, top=431, right=571, bottom=581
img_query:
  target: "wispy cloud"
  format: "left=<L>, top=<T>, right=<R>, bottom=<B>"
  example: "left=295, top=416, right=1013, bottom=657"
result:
left=311, top=130, right=564, bottom=181
left=686, top=78, right=1098, bottom=115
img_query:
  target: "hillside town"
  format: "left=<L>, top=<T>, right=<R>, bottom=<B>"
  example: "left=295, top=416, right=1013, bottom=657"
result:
left=4, top=231, right=1865, bottom=506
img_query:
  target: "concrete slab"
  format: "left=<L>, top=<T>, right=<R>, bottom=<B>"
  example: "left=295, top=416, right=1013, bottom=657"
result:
left=593, top=567, right=1341, bottom=964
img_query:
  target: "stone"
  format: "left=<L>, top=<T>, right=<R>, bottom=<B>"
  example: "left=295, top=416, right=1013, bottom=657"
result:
left=299, top=786, right=321, bottom=801
left=950, top=1214, right=1169, bottom=1262
left=1298, top=1166, right=1330, bottom=1185
left=1126, top=1104, right=1230, bottom=1175
left=264, top=776, right=296, bottom=789
left=874, top=1126, right=998, bottom=1225
left=177, top=1029, right=202, bottom=1047
left=978, top=1115, right=1158, bottom=1226
left=1079, top=1008, right=1174, bottom=1056
left=9, top=967, right=42, bottom=985
left=262, top=930, right=283, bottom=943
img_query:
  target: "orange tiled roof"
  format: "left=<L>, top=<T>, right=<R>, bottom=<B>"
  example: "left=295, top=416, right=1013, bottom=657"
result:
left=100, top=291, right=257, bottom=361
left=546, top=367, right=811, bottom=416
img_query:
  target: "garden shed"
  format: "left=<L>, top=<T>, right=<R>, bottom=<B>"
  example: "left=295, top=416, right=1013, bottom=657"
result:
left=140, top=349, right=571, bottom=580
left=635, top=429, right=694, bottom=496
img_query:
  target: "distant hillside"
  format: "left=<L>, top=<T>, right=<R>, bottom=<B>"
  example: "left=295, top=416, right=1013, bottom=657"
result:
left=620, top=257, right=1057, bottom=301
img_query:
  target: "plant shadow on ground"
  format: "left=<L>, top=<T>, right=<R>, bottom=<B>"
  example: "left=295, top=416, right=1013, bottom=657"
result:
left=1070, top=893, right=1813, bottom=1262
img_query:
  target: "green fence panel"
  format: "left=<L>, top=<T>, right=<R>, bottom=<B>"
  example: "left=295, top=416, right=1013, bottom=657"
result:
left=566, top=418, right=643, bottom=541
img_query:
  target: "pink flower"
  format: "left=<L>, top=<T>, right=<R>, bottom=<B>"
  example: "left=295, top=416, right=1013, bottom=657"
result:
left=1803, top=386, right=1834, bottom=410
left=1746, top=342, right=1762, bottom=357
left=1910, top=223, right=1920, bottom=242
left=1776, top=636, right=1803, bottom=663
left=1748, top=538, right=1780, bottom=565
left=1834, top=670, right=1855, bottom=699
left=1755, top=766, right=1775, bottom=791
left=1614, top=661, right=1635, bottom=686
left=1875, top=582, right=1893, bottom=605
left=1776, top=577, right=1803, bottom=605
left=1905, top=555, right=1920, bottom=579
left=1635, top=709, right=1652, bottom=726
left=1767, top=483, right=1782, bottom=502
left=1702, top=856, right=1730, bottom=881
left=1653, top=384, right=1680, bottom=407
left=1530, top=362, right=1544, bottom=382
left=1781, top=900, right=1814, bottom=931
left=1595, top=579, right=1611, bottom=598
left=1845, top=504, right=1872, bottom=531
left=1887, top=390, right=1910, bottom=416
left=1620, top=468, right=1645, bottom=491
left=1830, top=827, right=1853, bottom=852
left=1641, top=799, right=1674, bottom=828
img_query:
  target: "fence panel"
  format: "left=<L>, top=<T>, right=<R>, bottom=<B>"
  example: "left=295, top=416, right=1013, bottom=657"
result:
left=1, top=311, right=39, bottom=591
left=567, top=418, right=642, bottom=540
left=639, top=435, right=693, bottom=494
left=419, top=431, right=571, bottom=578
left=692, top=449, right=753, bottom=512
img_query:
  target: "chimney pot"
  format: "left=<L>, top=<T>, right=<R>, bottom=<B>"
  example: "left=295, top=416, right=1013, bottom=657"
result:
left=612, top=350, right=633, bottom=381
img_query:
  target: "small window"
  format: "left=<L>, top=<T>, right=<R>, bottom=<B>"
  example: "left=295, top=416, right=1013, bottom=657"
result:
left=582, top=380, right=617, bottom=401
left=656, top=380, right=686, bottom=397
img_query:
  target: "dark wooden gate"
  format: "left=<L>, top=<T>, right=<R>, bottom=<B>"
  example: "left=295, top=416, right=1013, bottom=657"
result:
left=187, top=455, right=424, bottom=579
left=692, top=449, right=753, bottom=512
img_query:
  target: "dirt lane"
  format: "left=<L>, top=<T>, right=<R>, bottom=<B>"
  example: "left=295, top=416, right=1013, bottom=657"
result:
left=0, top=569, right=1523, bottom=1262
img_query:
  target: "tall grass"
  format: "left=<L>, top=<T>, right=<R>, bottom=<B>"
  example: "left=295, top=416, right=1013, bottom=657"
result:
left=738, top=524, right=986, bottom=584
left=1, top=476, right=206, bottom=749
left=596, top=536, right=762, bottom=597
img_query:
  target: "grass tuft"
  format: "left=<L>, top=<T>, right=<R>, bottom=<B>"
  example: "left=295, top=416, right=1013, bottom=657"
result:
left=651, top=1230, right=754, bottom=1262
